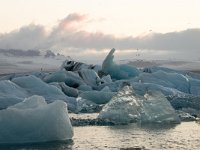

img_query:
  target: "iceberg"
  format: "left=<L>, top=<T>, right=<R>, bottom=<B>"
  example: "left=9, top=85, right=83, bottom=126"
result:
left=134, top=70, right=190, bottom=93
left=141, top=91, right=180, bottom=123
left=131, top=82, right=186, bottom=97
left=76, top=97, right=100, bottom=113
left=78, top=84, right=93, bottom=91
left=102, top=48, right=140, bottom=80
left=0, top=80, right=28, bottom=109
left=43, top=70, right=85, bottom=88
left=12, top=75, right=77, bottom=111
left=59, top=82, right=78, bottom=97
left=189, top=78, right=200, bottom=95
left=78, top=69, right=103, bottom=87
left=79, top=90, right=115, bottom=104
left=61, top=59, right=101, bottom=73
left=0, top=95, right=73, bottom=144
left=98, top=86, right=143, bottom=124
left=99, top=85, right=180, bottom=124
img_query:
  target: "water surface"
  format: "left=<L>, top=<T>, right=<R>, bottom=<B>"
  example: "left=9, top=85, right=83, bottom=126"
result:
left=1, top=122, right=200, bottom=150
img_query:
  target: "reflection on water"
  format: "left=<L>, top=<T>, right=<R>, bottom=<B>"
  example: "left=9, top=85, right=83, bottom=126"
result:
left=73, top=122, right=200, bottom=150
left=1, top=122, right=200, bottom=150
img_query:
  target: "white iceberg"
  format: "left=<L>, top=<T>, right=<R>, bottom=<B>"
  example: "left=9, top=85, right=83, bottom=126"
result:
left=0, top=95, right=73, bottom=144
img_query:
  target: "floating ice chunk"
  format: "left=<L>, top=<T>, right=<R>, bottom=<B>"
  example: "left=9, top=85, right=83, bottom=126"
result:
left=59, top=82, right=78, bottom=97
left=102, top=48, right=140, bottom=80
left=78, top=69, right=103, bottom=87
left=142, top=91, right=180, bottom=123
left=98, top=86, right=180, bottom=124
left=98, top=86, right=143, bottom=124
left=98, top=80, right=127, bottom=92
left=134, top=70, right=190, bottom=93
left=49, top=82, right=62, bottom=90
left=101, top=86, right=111, bottom=92
left=79, top=91, right=115, bottom=104
left=0, top=95, right=73, bottom=144
left=101, top=75, right=112, bottom=84
left=189, top=78, right=200, bottom=95
left=167, top=94, right=200, bottom=111
left=9, top=95, right=46, bottom=109
left=131, top=82, right=186, bottom=96
left=43, top=70, right=85, bottom=88
left=76, top=97, right=100, bottom=113
left=77, top=84, right=93, bottom=91
left=176, top=110, right=197, bottom=121
left=12, top=75, right=67, bottom=102
left=43, top=71, right=69, bottom=83
left=11, top=75, right=77, bottom=111
left=0, top=80, right=28, bottom=109
left=61, top=59, right=101, bottom=73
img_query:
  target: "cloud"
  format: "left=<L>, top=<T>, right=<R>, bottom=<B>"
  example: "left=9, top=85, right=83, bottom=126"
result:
left=58, top=13, right=88, bottom=29
left=0, top=13, right=199, bottom=60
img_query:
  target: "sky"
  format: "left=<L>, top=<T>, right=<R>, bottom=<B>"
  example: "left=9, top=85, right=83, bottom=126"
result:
left=0, top=0, right=200, bottom=62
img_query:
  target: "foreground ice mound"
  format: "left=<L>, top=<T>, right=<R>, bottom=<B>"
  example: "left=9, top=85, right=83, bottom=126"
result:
left=0, top=95, right=73, bottom=144
left=102, top=48, right=140, bottom=80
left=98, top=86, right=180, bottom=124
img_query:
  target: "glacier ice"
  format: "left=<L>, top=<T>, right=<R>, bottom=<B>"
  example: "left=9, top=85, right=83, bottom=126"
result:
left=76, top=97, right=100, bottom=113
left=43, top=70, right=85, bottom=88
left=79, top=90, right=116, bottom=104
left=60, top=59, right=102, bottom=73
left=78, top=69, right=103, bottom=87
left=59, top=82, right=78, bottom=97
left=0, top=95, right=73, bottom=144
left=188, top=78, right=200, bottom=95
left=98, top=86, right=143, bottom=124
left=101, top=75, right=113, bottom=84
left=98, top=85, right=180, bottom=124
left=134, top=70, right=190, bottom=93
left=78, top=84, right=93, bottom=91
left=102, top=48, right=140, bottom=80
left=0, top=80, right=28, bottom=109
left=11, top=75, right=77, bottom=111
left=141, top=91, right=180, bottom=123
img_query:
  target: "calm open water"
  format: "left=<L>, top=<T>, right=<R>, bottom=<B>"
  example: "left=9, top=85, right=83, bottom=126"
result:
left=1, top=122, right=200, bottom=150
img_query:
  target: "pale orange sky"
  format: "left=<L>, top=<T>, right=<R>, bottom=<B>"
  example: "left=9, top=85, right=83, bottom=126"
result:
left=0, top=0, right=199, bottom=36
left=0, top=0, right=200, bottom=61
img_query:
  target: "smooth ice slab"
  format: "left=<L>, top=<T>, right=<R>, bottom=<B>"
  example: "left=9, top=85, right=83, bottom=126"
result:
left=0, top=95, right=73, bottom=144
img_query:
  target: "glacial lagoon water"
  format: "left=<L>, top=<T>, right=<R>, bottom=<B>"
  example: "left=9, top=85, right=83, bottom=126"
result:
left=1, top=121, right=200, bottom=150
